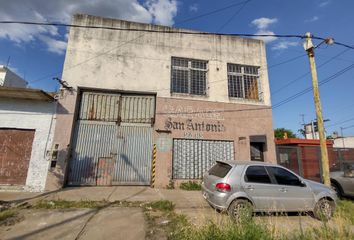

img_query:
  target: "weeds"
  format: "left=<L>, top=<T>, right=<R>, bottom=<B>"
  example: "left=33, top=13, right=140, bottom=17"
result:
left=166, top=179, right=175, bottom=189
left=170, top=218, right=275, bottom=240
left=145, top=200, right=175, bottom=212
left=32, top=199, right=108, bottom=209
left=168, top=203, right=354, bottom=240
left=0, top=209, right=16, bottom=222
left=180, top=181, right=202, bottom=191
left=336, top=199, right=354, bottom=224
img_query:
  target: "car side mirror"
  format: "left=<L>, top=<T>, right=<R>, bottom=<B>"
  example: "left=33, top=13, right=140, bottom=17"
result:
left=300, top=180, right=307, bottom=187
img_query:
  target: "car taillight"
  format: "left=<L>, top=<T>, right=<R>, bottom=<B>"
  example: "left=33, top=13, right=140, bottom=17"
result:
left=215, top=183, right=231, bottom=192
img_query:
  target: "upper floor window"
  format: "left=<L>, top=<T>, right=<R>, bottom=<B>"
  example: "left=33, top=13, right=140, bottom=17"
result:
left=171, top=57, right=208, bottom=96
left=227, top=64, right=260, bottom=101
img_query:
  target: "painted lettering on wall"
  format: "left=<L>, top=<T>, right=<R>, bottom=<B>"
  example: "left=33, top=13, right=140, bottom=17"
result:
left=162, top=105, right=224, bottom=120
left=164, top=118, right=225, bottom=132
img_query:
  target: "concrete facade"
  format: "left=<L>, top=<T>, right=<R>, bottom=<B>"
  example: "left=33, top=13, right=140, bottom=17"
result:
left=46, top=14, right=275, bottom=190
left=0, top=65, right=28, bottom=88
left=0, top=97, right=56, bottom=192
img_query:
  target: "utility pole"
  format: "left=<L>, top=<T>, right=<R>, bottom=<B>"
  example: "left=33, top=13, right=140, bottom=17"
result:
left=340, top=127, right=345, bottom=149
left=303, top=32, right=332, bottom=186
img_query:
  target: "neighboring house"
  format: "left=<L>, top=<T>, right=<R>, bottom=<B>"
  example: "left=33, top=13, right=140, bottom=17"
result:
left=275, top=138, right=354, bottom=183
left=276, top=138, right=334, bottom=182
left=333, top=136, right=354, bottom=148
left=46, top=14, right=276, bottom=190
left=0, top=87, right=56, bottom=192
left=304, top=123, right=319, bottom=140
left=0, top=65, right=28, bottom=88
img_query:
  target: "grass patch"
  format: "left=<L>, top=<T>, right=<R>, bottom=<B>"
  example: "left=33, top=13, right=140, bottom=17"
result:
left=32, top=199, right=108, bottom=209
left=170, top=218, right=274, bottom=240
left=180, top=181, right=202, bottom=191
left=145, top=200, right=175, bottom=212
left=336, top=199, right=354, bottom=224
left=0, top=210, right=16, bottom=222
left=169, top=210, right=354, bottom=240
left=144, top=200, right=178, bottom=240
left=170, top=218, right=354, bottom=240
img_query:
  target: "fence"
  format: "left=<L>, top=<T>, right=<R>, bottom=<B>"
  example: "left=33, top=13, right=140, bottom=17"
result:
left=276, top=146, right=354, bottom=182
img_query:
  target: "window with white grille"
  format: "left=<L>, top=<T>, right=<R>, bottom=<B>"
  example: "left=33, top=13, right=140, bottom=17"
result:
left=171, top=57, right=208, bottom=95
left=227, top=64, right=261, bottom=101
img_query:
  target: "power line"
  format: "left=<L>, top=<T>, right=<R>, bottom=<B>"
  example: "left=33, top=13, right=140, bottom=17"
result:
left=29, top=37, right=309, bottom=85
left=0, top=20, right=302, bottom=37
left=176, top=0, right=250, bottom=25
left=326, top=117, right=354, bottom=128
left=130, top=52, right=306, bottom=93
left=1, top=21, right=353, bottom=51
left=272, top=63, right=354, bottom=109
left=271, top=48, right=350, bottom=95
left=342, top=124, right=354, bottom=130
left=217, top=0, right=251, bottom=32
left=29, top=33, right=146, bottom=84
left=268, top=53, right=306, bottom=69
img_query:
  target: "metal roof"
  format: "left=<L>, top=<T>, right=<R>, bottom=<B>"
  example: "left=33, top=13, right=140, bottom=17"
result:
left=0, top=86, right=54, bottom=101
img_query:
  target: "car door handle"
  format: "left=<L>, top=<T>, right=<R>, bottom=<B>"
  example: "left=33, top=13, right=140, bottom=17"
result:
left=245, top=185, right=254, bottom=191
left=279, top=187, right=288, bottom=193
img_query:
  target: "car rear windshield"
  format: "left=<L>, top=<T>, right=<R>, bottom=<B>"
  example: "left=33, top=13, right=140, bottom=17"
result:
left=208, top=162, right=232, bottom=178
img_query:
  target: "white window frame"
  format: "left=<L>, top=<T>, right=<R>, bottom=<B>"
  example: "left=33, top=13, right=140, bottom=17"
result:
left=227, top=64, right=262, bottom=102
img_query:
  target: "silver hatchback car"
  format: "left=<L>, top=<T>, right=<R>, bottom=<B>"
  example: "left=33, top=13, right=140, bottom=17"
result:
left=202, top=160, right=337, bottom=221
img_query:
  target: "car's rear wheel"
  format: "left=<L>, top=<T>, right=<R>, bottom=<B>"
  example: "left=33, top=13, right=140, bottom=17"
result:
left=313, top=198, right=335, bottom=221
left=228, top=199, right=253, bottom=222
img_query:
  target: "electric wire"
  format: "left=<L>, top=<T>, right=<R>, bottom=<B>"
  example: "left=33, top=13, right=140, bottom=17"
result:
left=272, top=63, right=354, bottom=109
left=216, top=0, right=251, bottom=32
left=166, top=0, right=250, bottom=25
left=271, top=48, right=351, bottom=95
left=1, top=20, right=353, bottom=50
left=326, top=117, right=354, bottom=128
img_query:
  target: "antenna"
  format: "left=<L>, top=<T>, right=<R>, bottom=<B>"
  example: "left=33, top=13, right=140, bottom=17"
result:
left=52, top=77, right=74, bottom=91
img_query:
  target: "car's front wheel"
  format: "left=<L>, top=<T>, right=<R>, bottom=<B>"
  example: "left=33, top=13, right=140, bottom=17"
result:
left=331, top=182, right=342, bottom=197
left=228, top=199, right=253, bottom=222
left=313, top=198, right=335, bottom=221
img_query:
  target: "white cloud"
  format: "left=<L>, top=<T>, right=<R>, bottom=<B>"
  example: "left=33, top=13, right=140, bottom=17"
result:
left=189, top=4, right=199, bottom=12
left=251, top=17, right=278, bottom=30
left=0, top=0, right=178, bottom=55
left=305, top=16, right=319, bottom=22
left=145, top=0, right=178, bottom=26
left=38, top=35, right=67, bottom=55
left=319, top=0, right=330, bottom=7
left=271, top=41, right=298, bottom=50
left=251, top=17, right=278, bottom=43
left=254, top=30, right=278, bottom=43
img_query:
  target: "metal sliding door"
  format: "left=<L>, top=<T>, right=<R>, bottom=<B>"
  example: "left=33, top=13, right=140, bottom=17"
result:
left=173, top=139, right=234, bottom=179
left=67, top=91, right=155, bottom=186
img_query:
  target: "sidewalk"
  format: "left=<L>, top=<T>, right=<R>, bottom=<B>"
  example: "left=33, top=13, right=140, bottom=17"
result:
left=0, top=186, right=322, bottom=228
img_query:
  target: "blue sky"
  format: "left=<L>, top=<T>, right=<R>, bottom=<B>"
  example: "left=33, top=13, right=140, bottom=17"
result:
left=0, top=0, right=353, bottom=136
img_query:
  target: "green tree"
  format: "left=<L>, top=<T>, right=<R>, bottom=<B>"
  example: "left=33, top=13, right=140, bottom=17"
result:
left=274, top=128, right=296, bottom=139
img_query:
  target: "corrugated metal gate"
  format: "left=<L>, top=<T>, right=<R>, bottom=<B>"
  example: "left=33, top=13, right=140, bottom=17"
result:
left=67, top=91, right=155, bottom=186
left=0, top=129, right=35, bottom=185
left=173, top=139, right=234, bottom=179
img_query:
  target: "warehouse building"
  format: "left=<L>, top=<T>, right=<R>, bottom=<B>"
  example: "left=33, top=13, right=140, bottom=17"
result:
left=46, top=14, right=276, bottom=190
